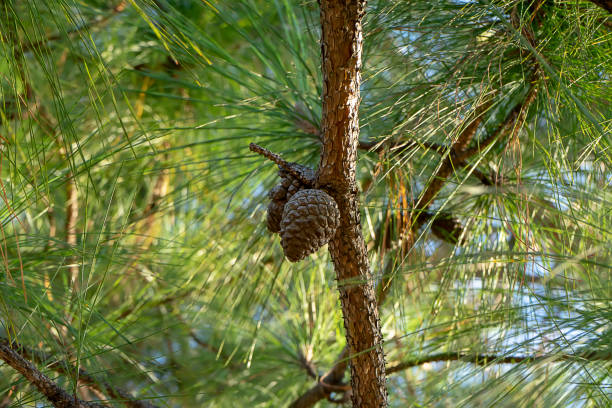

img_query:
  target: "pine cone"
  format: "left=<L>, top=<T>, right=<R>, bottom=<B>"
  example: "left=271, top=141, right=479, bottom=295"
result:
left=269, top=184, right=287, bottom=201
left=266, top=164, right=316, bottom=235
left=280, top=189, right=340, bottom=262
left=266, top=199, right=285, bottom=233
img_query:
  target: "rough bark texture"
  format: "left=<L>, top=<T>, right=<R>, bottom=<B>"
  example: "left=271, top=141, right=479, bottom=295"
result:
left=0, top=338, right=157, bottom=408
left=0, top=340, right=104, bottom=408
left=317, top=1, right=388, bottom=406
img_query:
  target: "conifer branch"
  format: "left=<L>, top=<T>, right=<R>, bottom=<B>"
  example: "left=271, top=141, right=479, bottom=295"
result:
left=386, top=351, right=611, bottom=374
left=0, top=338, right=157, bottom=408
left=0, top=339, right=105, bottom=408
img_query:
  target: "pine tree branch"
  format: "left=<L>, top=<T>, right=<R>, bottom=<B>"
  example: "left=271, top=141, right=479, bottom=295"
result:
left=0, top=339, right=105, bottom=408
left=297, top=350, right=319, bottom=381
left=386, top=350, right=611, bottom=374
left=413, top=99, right=491, bottom=216
left=289, top=348, right=350, bottom=408
left=0, top=338, right=158, bottom=408
left=412, top=79, right=538, bottom=232
left=457, top=83, right=538, bottom=162
left=291, top=348, right=610, bottom=406
left=411, top=0, right=545, bottom=231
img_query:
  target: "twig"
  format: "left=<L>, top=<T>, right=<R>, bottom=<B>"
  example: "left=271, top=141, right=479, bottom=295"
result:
left=413, top=98, right=492, bottom=215
left=290, top=348, right=610, bottom=406
left=289, top=348, right=350, bottom=408
left=65, top=171, right=79, bottom=285
left=297, top=350, right=318, bottom=381
left=453, top=101, right=493, bottom=152
left=458, top=83, right=538, bottom=162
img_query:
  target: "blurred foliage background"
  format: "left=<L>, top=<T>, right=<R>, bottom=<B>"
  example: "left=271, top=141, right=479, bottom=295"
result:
left=0, top=0, right=610, bottom=406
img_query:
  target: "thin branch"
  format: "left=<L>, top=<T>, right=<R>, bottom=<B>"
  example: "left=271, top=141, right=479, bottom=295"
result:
left=290, top=348, right=611, bottom=405
left=1, top=338, right=158, bottom=408
left=297, top=350, right=318, bottom=381
left=413, top=99, right=492, bottom=214
left=289, top=348, right=350, bottom=408
left=458, top=83, right=538, bottom=162
left=453, top=101, right=493, bottom=152
left=0, top=339, right=105, bottom=408
left=386, top=351, right=612, bottom=374
left=65, top=171, right=79, bottom=285
left=412, top=79, right=538, bottom=232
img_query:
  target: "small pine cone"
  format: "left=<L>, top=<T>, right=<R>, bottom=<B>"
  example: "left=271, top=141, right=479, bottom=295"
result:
left=280, top=189, right=340, bottom=262
left=266, top=200, right=285, bottom=233
left=269, top=184, right=287, bottom=201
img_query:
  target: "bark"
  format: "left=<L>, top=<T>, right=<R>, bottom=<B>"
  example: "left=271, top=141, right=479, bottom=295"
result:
left=0, top=340, right=105, bottom=408
left=316, top=1, right=388, bottom=407
left=0, top=337, right=157, bottom=408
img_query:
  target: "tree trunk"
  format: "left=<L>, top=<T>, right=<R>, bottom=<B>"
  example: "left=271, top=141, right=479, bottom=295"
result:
left=316, top=1, right=388, bottom=406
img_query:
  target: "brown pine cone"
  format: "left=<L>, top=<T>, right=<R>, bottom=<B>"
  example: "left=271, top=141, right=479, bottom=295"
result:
left=279, top=165, right=315, bottom=200
left=266, top=200, right=285, bottom=233
left=266, top=164, right=316, bottom=235
left=280, top=189, right=340, bottom=262
left=269, top=184, right=287, bottom=201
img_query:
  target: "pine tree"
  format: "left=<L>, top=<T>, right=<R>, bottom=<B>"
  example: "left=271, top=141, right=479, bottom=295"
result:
left=0, top=0, right=610, bottom=407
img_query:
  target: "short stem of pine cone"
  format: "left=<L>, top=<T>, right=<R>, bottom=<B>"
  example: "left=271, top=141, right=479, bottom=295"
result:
left=249, top=143, right=312, bottom=185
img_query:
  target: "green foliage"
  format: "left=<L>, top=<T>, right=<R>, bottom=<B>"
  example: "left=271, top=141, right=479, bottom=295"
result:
left=0, top=0, right=610, bottom=406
